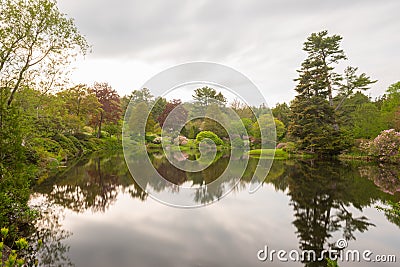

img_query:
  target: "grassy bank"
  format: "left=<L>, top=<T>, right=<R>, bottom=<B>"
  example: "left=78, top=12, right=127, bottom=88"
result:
left=338, top=151, right=400, bottom=164
left=248, top=148, right=315, bottom=159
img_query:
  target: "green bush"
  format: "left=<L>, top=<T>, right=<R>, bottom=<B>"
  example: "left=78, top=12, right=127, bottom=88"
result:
left=30, top=138, right=61, bottom=153
left=82, top=138, right=103, bottom=151
left=145, top=134, right=157, bottom=143
left=196, top=131, right=223, bottom=146
left=67, top=135, right=84, bottom=152
left=73, top=132, right=90, bottom=141
left=103, top=137, right=122, bottom=150
left=181, top=138, right=197, bottom=149
left=52, top=134, right=80, bottom=157
left=0, top=168, right=36, bottom=247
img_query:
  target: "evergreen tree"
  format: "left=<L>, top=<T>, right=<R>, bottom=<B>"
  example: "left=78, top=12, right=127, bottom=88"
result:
left=288, top=30, right=375, bottom=155
left=289, top=96, right=343, bottom=154
left=192, top=86, right=227, bottom=108
left=300, top=30, right=346, bottom=106
left=288, top=30, right=345, bottom=154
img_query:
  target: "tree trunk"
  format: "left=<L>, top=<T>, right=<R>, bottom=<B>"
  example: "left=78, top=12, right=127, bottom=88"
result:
left=97, top=112, right=103, bottom=138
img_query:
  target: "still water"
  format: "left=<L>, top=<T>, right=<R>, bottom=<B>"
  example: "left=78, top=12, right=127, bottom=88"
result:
left=31, top=151, right=400, bottom=267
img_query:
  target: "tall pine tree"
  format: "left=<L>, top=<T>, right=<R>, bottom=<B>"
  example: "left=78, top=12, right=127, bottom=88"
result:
left=288, top=31, right=348, bottom=155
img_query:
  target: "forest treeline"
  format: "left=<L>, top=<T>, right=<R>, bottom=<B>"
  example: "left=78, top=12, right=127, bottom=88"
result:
left=1, top=0, right=400, bottom=264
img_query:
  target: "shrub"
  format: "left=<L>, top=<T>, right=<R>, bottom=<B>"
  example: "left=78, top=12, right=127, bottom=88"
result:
left=196, top=131, right=223, bottom=146
left=30, top=138, right=61, bottom=153
left=145, top=134, right=157, bottom=143
left=52, top=134, right=80, bottom=156
left=73, top=132, right=90, bottom=141
left=174, top=135, right=188, bottom=145
left=370, top=129, right=400, bottom=162
left=276, top=143, right=286, bottom=149
left=67, top=135, right=84, bottom=151
left=282, top=141, right=297, bottom=154
left=103, top=137, right=122, bottom=150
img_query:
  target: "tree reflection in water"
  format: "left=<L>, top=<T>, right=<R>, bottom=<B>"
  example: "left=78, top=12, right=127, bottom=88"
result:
left=28, top=198, right=74, bottom=266
left=32, top=151, right=400, bottom=267
left=34, top=152, right=147, bottom=213
left=265, top=159, right=400, bottom=267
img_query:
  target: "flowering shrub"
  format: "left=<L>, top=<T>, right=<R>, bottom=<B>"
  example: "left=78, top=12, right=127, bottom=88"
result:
left=370, top=129, right=400, bottom=162
left=173, top=135, right=188, bottom=145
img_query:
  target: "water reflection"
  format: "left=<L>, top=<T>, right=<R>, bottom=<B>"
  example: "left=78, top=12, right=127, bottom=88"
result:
left=34, top=152, right=146, bottom=213
left=274, top=161, right=377, bottom=266
left=27, top=199, right=74, bottom=266
left=32, top=151, right=400, bottom=267
left=359, top=163, right=400, bottom=195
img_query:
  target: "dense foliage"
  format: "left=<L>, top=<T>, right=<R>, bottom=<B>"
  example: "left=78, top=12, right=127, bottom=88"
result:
left=196, top=131, right=224, bottom=146
left=0, top=1, right=123, bottom=260
left=288, top=30, right=377, bottom=155
left=0, top=1, right=399, bottom=261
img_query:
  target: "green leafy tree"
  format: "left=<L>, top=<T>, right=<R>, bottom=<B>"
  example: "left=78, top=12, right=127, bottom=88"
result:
left=334, top=66, right=376, bottom=112
left=127, top=88, right=153, bottom=105
left=184, top=121, right=201, bottom=139
left=57, top=85, right=101, bottom=133
left=351, top=103, right=385, bottom=139
left=121, top=88, right=156, bottom=123
left=150, top=97, right=167, bottom=122
left=252, top=103, right=271, bottom=118
left=145, top=116, right=157, bottom=134
left=13, top=87, right=65, bottom=138
left=127, top=102, right=148, bottom=136
left=381, top=81, right=400, bottom=131
left=230, top=99, right=255, bottom=120
left=0, top=0, right=88, bottom=107
left=274, top=118, right=286, bottom=141
left=202, top=104, right=228, bottom=138
left=240, top=118, right=254, bottom=137
left=252, top=114, right=280, bottom=147
left=334, top=91, right=370, bottom=130
left=192, top=86, right=227, bottom=107
left=103, top=121, right=122, bottom=138
left=272, top=102, right=291, bottom=126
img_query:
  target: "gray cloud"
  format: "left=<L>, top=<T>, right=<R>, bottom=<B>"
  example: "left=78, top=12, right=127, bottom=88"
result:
left=59, top=0, right=400, bottom=104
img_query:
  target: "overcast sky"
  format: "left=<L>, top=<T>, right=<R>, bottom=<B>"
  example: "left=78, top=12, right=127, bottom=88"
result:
left=59, top=0, right=400, bottom=107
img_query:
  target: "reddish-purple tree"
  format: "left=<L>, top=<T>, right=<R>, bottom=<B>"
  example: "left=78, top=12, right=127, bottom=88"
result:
left=157, top=99, right=187, bottom=131
left=91, top=82, right=122, bottom=138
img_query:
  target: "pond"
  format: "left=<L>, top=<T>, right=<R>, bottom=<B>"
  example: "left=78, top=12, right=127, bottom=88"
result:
left=31, top=150, right=400, bottom=267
